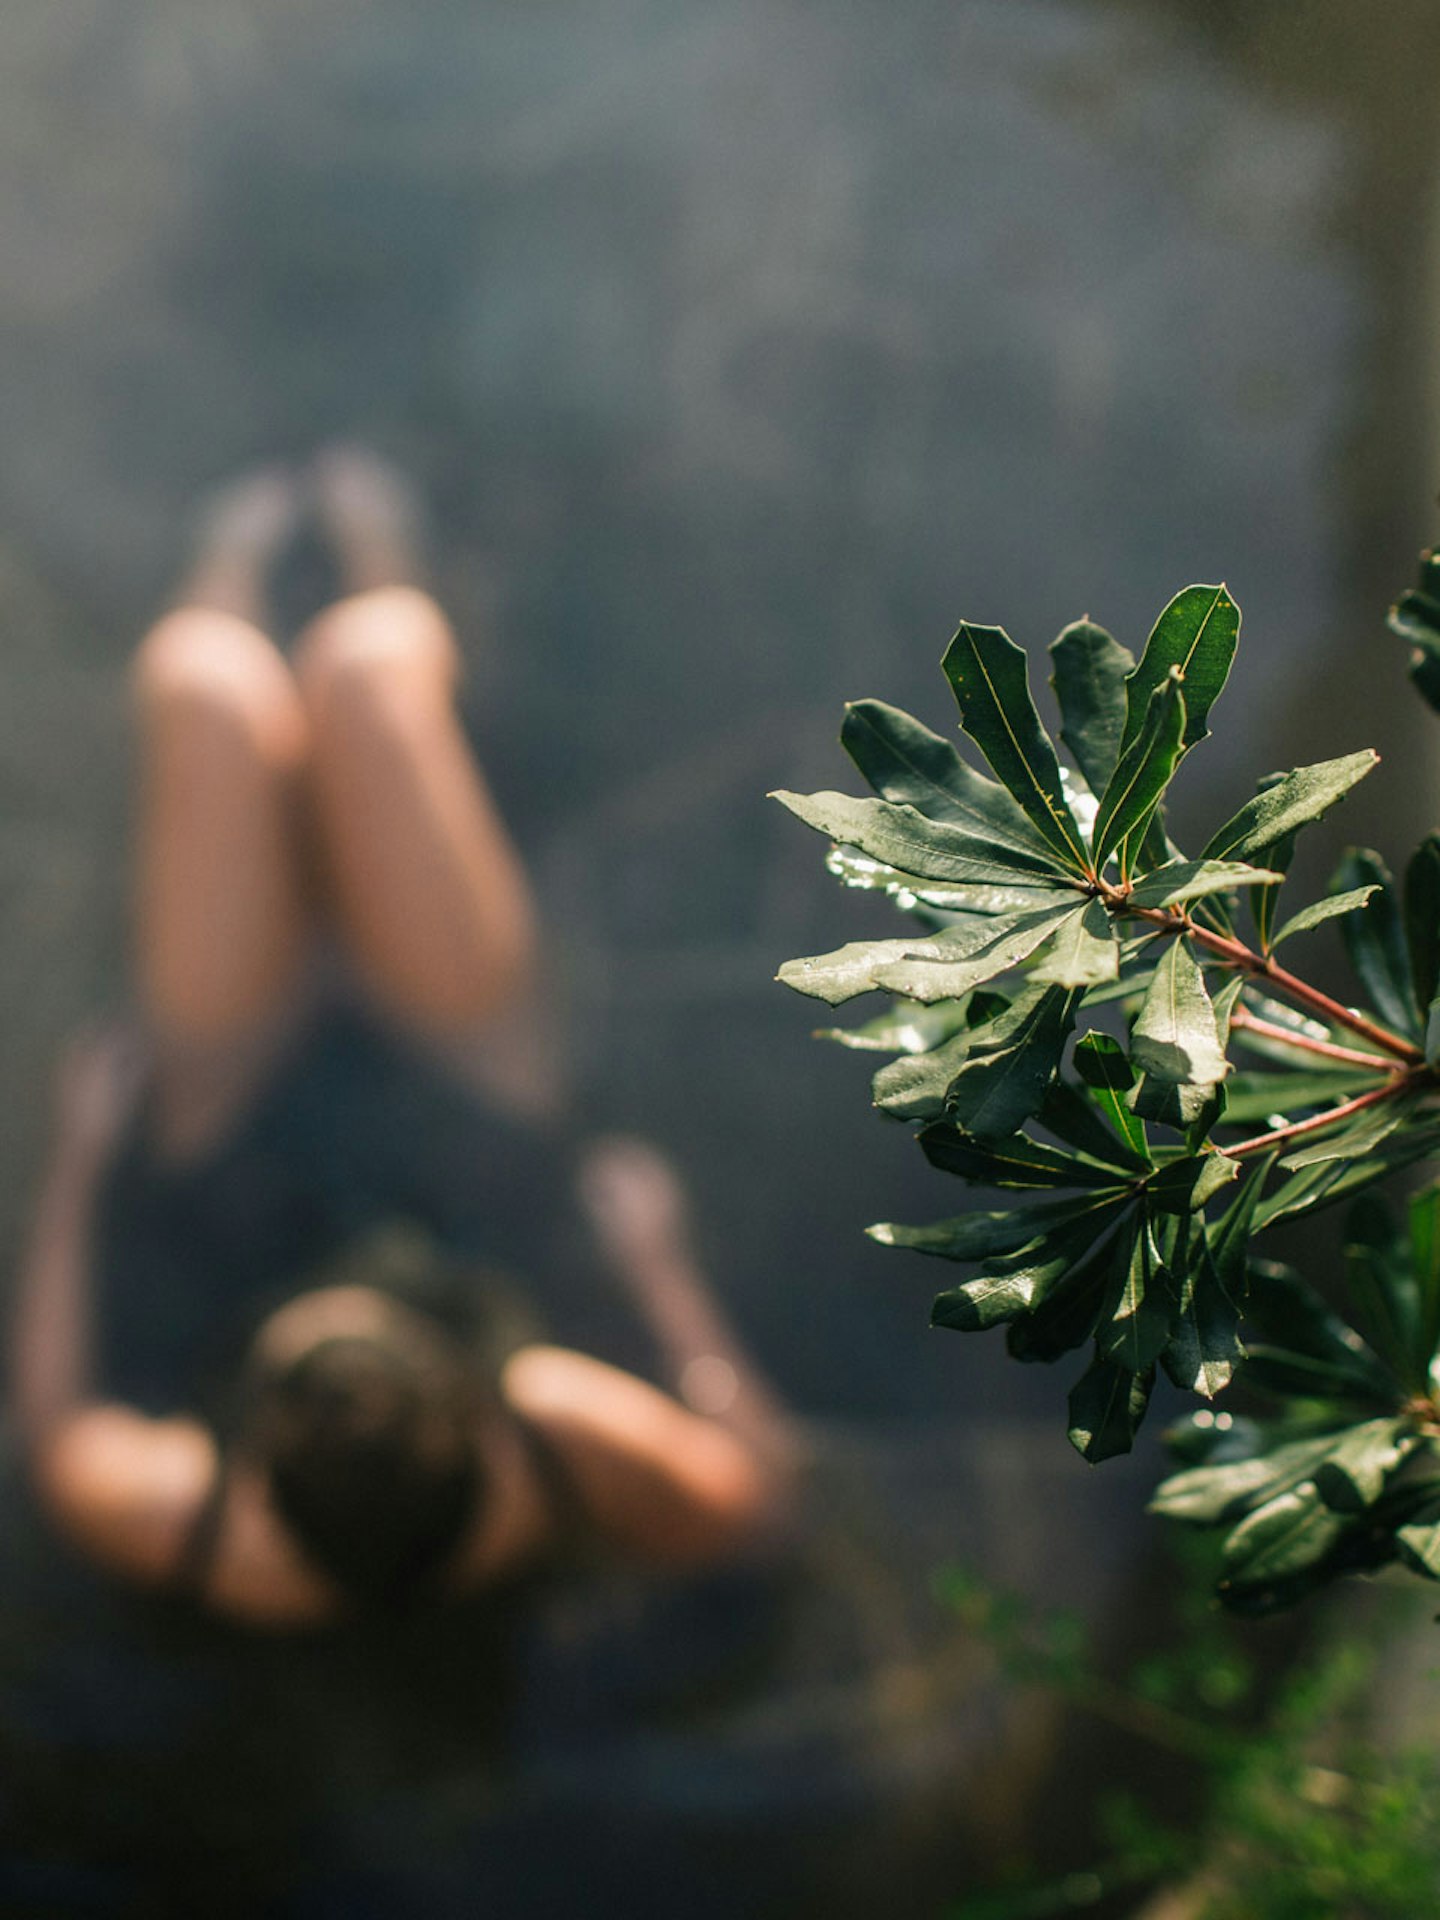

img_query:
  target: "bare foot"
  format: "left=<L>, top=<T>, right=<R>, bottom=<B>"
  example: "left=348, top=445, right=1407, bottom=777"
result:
left=312, top=444, right=425, bottom=595
left=173, top=467, right=299, bottom=625
left=579, top=1136, right=696, bottom=1274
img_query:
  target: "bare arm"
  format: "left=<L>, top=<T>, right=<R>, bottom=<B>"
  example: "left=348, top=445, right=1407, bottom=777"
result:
left=577, top=1136, right=798, bottom=1475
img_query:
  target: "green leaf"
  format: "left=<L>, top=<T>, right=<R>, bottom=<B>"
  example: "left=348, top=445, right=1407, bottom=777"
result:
left=1067, top=1355, right=1154, bottom=1462
left=1151, top=1432, right=1343, bottom=1524
left=1126, top=859, right=1285, bottom=910
left=779, top=903, right=1076, bottom=1007
left=1200, top=752, right=1379, bottom=864
left=1028, top=899, right=1119, bottom=989
left=1143, top=1152, right=1240, bottom=1214
left=1128, top=1072, right=1225, bottom=1138
left=823, top=843, right=1062, bottom=917
left=869, top=1194, right=1118, bottom=1261
left=1411, top=1181, right=1440, bottom=1374
left=1132, top=938, right=1229, bottom=1086
left=1311, top=1418, right=1417, bottom=1514
left=1097, top=1218, right=1172, bottom=1372
left=1037, top=1079, right=1150, bottom=1172
left=1120, top=585, right=1239, bottom=760
left=1270, top=885, right=1380, bottom=949
left=869, top=982, right=1068, bottom=1122
left=1073, top=1032, right=1150, bottom=1165
left=1049, top=618, right=1134, bottom=797
left=1331, top=849, right=1419, bottom=1035
left=772, top=790, right=1070, bottom=887
left=1219, top=1486, right=1345, bottom=1588
left=1405, top=832, right=1440, bottom=1015
left=1007, top=1223, right=1130, bottom=1362
left=919, top=1124, right=1119, bottom=1189
left=839, top=700, right=1045, bottom=856
left=1092, top=669, right=1186, bottom=872
left=942, top=986, right=1081, bottom=1140
left=1276, top=1093, right=1415, bottom=1170
left=1389, top=547, right=1440, bottom=712
left=818, top=999, right=971, bottom=1055
left=1207, top=1158, right=1271, bottom=1295
left=1161, top=1233, right=1242, bottom=1399
left=1343, top=1198, right=1423, bottom=1391
left=930, top=1214, right=1113, bottom=1332
left=1220, top=1067, right=1378, bottom=1127
left=941, top=623, right=1089, bottom=871
left=1396, top=1518, right=1440, bottom=1580
left=870, top=903, right=1080, bottom=1003
left=1240, top=1260, right=1396, bottom=1407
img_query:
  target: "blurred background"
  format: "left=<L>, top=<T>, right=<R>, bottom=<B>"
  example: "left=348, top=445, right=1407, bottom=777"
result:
left=1, top=0, right=1439, bottom=1912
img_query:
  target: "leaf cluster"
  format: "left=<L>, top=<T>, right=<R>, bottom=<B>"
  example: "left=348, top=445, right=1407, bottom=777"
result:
left=779, top=564, right=1440, bottom=1609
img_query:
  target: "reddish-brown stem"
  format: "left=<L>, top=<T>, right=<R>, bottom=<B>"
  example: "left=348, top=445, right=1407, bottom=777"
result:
left=1226, top=1079, right=1417, bottom=1160
left=1104, top=891, right=1424, bottom=1065
left=1227, top=1007, right=1399, bottom=1074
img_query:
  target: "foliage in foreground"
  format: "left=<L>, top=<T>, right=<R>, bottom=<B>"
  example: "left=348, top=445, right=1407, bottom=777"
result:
left=943, top=1560, right=1440, bottom=1920
left=778, top=550, right=1440, bottom=1610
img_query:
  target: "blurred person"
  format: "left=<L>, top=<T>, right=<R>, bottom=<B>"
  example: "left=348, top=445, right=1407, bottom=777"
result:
left=11, top=452, right=792, bottom=1633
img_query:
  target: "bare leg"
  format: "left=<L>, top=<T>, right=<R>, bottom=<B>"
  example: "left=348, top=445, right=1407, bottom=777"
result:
left=312, top=444, right=427, bottom=595
left=169, top=468, right=297, bottom=628
left=135, top=500, right=312, bottom=1154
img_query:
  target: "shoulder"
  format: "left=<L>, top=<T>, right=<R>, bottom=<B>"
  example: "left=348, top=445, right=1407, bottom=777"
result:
left=34, top=1404, right=215, bottom=1585
left=501, top=1345, right=776, bottom=1567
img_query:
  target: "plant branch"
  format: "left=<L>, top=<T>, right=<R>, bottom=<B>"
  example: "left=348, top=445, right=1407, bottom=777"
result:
left=1226, top=1079, right=1419, bottom=1161
left=1100, top=888, right=1424, bottom=1064
left=1226, top=1008, right=1400, bottom=1074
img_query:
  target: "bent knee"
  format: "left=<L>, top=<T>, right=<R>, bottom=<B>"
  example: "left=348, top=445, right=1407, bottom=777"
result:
left=294, top=588, right=457, bottom=719
left=134, top=610, right=303, bottom=754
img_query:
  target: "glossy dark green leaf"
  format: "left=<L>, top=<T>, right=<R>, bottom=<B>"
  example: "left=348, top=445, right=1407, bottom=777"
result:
left=1343, top=1196, right=1423, bottom=1391
left=1128, top=1072, right=1225, bottom=1139
left=773, top=789, right=1070, bottom=887
left=1200, top=752, right=1379, bottom=864
left=941, top=623, right=1089, bottom=871
left=780, top=902, right=1075, bottom=1007
left=1219, top=1068, right=1378, bottom=1127
left=839, top=699, right=1046, bottom=855
left=1389, top=547, right=1440, bottom=712
left=1151, top=1431, right=1343, bottom=1524
left=1276, top=1092, right=1415, bottom=1170
left=1143, top=1152, right=1239, bottom=1214
left=1311, top=1417, right=1416, bottom=1515
left=1092, top=670, right=1186, bottom=872
left=1067, top=1354, right=1154, bottom=1462
left=1161, top=1233, right=1242, bottom=1399
left=1097, top=1218, right=1172, bottom=1372
left=1028, top=898, right=1119, bottom=989
left=930, top=1213, right=1113, bottom=1332
left=1049, top=618, right=1134, bottom=797
left=1411, top=1181, right=1440, bottom=1374
left=871, top=903, right=1079, bottom=1004
left=1244, top=1259, right=1397, bottom=1413
left=1405, top=832, right=1440, bottom=1015
left=1037, top=1079, right=1150, bottom=1172
left=1396, top=1518, right=1440, bottom=1580
left=818, top=998, right=971, bottom=1055
left=1206, top=1157, right=1271, bottom=1296
left=1219, top=1486, right=1345, bottom=1589
left=823, top=843, right=1062, bottom=917
left=1072, top=1032, right=1150, bottom=1165
left=1270, top=885, right=1379, bottom=949
left=918, top=1124, right=1120, bottom=1189
left=1126, top=859, right=1284, bottom=910
left=1120, top=585, right=1239, bottom=760
left=1006, top=1228, right=1125, bottom=1364
left=1331, top=848, right=1418, bottom=1035
left=869, top=1193, right=1119, bottom=1262
left=943, top=986, right=1081, bottom=1140
left=1132, top=937, right=1228, bottom=1086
